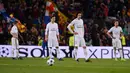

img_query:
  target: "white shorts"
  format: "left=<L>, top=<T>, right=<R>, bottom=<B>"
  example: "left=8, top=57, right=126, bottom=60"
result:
left=48, top=37, right=59, bottom=47
left=11, top=37, right=19, bottom=49
left=74, top=35, right=86, bottom=47
left=112, top=38, right=122, bottom=49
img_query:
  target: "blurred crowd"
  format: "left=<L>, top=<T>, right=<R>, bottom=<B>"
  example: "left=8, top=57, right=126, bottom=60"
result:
left=0, top=0, right=130, bottom=46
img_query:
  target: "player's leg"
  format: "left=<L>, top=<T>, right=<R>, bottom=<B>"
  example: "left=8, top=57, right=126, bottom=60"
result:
left=81, top=38, right=91, bottom=62
left=11, top=38, right=16, bottom=59
left=113, top=47, right=118, bottom=61
left=56, top=46, right=63, bottom=61
left=74, top=46, right=78, bottom=61
left=117, top=39, right=126, bottom=61
left=74, top=36, right=79, bottom=61
left=48, top=47, right=53, bottom=59
left=112, top=39, right=117, bottom=61
left=48, top=38, right=53, bottom=59
left=15, top=39, right=19, bottom=58
left=16, top=39, right=22, bottom=59
left=54, top=38, right=63, bottom=61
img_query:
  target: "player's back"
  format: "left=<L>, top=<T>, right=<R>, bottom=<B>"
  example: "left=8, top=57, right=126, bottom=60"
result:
left=10, top=25, right=18, bottom=34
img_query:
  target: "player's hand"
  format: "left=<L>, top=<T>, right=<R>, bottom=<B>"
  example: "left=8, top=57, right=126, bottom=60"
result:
left=119, top=37, right=122, bottom=39
left=16, top=36, right=18, bottom=39
left=13, top=35, right=18, bottom=39
left=73, top=32, right=78, bottom=35
left=112, top=37, right=116, bottom=39
left=58, top=38, right=60, bottom=42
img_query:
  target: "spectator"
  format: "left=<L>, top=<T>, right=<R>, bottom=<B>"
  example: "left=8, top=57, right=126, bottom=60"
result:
left=126, top=35, right=130, bottom=46
left=0, top=0, right=129, bottom=46
left=38, top=36, right=43, bottom=46
left=30, top=26, right=38, bottom=45
left=121, top=34, right=126, bottom=46
left=0, top=24, right=4, bottom=44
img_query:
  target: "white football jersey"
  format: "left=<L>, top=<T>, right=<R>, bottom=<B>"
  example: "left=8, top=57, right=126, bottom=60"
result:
left=68, top=18, right=84, bottom=37
left=10, top=25, right=18, bottom=36
left=108, top=26, right=123, bottom=39
left=45, top=22, right=59, bottom=38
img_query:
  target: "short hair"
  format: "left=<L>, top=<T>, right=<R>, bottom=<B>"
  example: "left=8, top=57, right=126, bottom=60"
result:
left=13, top=21, right=18, bottom=24
left=50, top=15, right=55, bottom=19
left=76, top=12, right=82, bottom=16
left=113, top=19, right=119, bottom=24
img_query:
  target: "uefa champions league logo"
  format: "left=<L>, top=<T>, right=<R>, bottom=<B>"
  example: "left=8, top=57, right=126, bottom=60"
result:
left=0, top=47, right=9, bottom=57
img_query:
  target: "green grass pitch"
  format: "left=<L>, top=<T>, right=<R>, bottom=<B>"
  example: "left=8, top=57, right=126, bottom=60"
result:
left=0, top=58, right=130, bottom=73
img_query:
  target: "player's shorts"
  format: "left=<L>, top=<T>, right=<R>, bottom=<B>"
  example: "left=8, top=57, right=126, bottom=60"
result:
left=74, top=35, right=86, bottom=47
left=11, top=37, right=19, bottom=50
left=112, top=38, right=122, bottom=49
left=48, top=37, right=59, bottom=47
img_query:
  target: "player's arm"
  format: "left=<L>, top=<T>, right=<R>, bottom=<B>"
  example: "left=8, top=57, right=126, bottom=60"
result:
left=107, top=27, right=115, bottom=39
left=67, top=23, right=74, bottom=33
left=56, top=24, right=60, bottom=41
left=67, top=19, right=75, bottom=34
left=67, top=20, right=78, bottom=35
left=10, top=32, right=18, bottom=39
left=45, top=24, right=49, bottom=41
left=107, top=32, right=113, bottom=39
left=10, top=27, right=18, bottom=39
left=57, top=35, right=60, bottom=42
left=120, top=27, right=124, bottom=39
left=120, top=31, right=123, bottom=37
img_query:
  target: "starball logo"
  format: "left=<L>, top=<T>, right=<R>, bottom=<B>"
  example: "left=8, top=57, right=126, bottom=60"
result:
left=0, top=47, right=9, bottom=57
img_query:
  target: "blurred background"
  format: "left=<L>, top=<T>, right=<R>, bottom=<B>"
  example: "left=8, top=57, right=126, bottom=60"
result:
left=0, top=0, right=130, bottom=46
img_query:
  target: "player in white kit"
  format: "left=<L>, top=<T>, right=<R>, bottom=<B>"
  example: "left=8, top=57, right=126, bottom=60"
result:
left=67, top=12, right=91, bottom=62
left=10, top=21, right=22, bottom=60
left=107, top=20, right=126, bottom=61
left=45, top=16, right=63, bottom=61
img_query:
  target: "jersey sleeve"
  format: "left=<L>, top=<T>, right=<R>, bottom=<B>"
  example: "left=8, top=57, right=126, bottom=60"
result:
left=68, top=19, right=75, bottom=27
left=56, top=23, right=59, bottom=35
left=70, top=19, right=75, bottom=26
left=108, top=27, right=113, bottom=33
left=67, top=19, right=75, bottom=33
left=120, top=27, right=123, bottom=32
left=10, top=27, right=13, bottom=34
